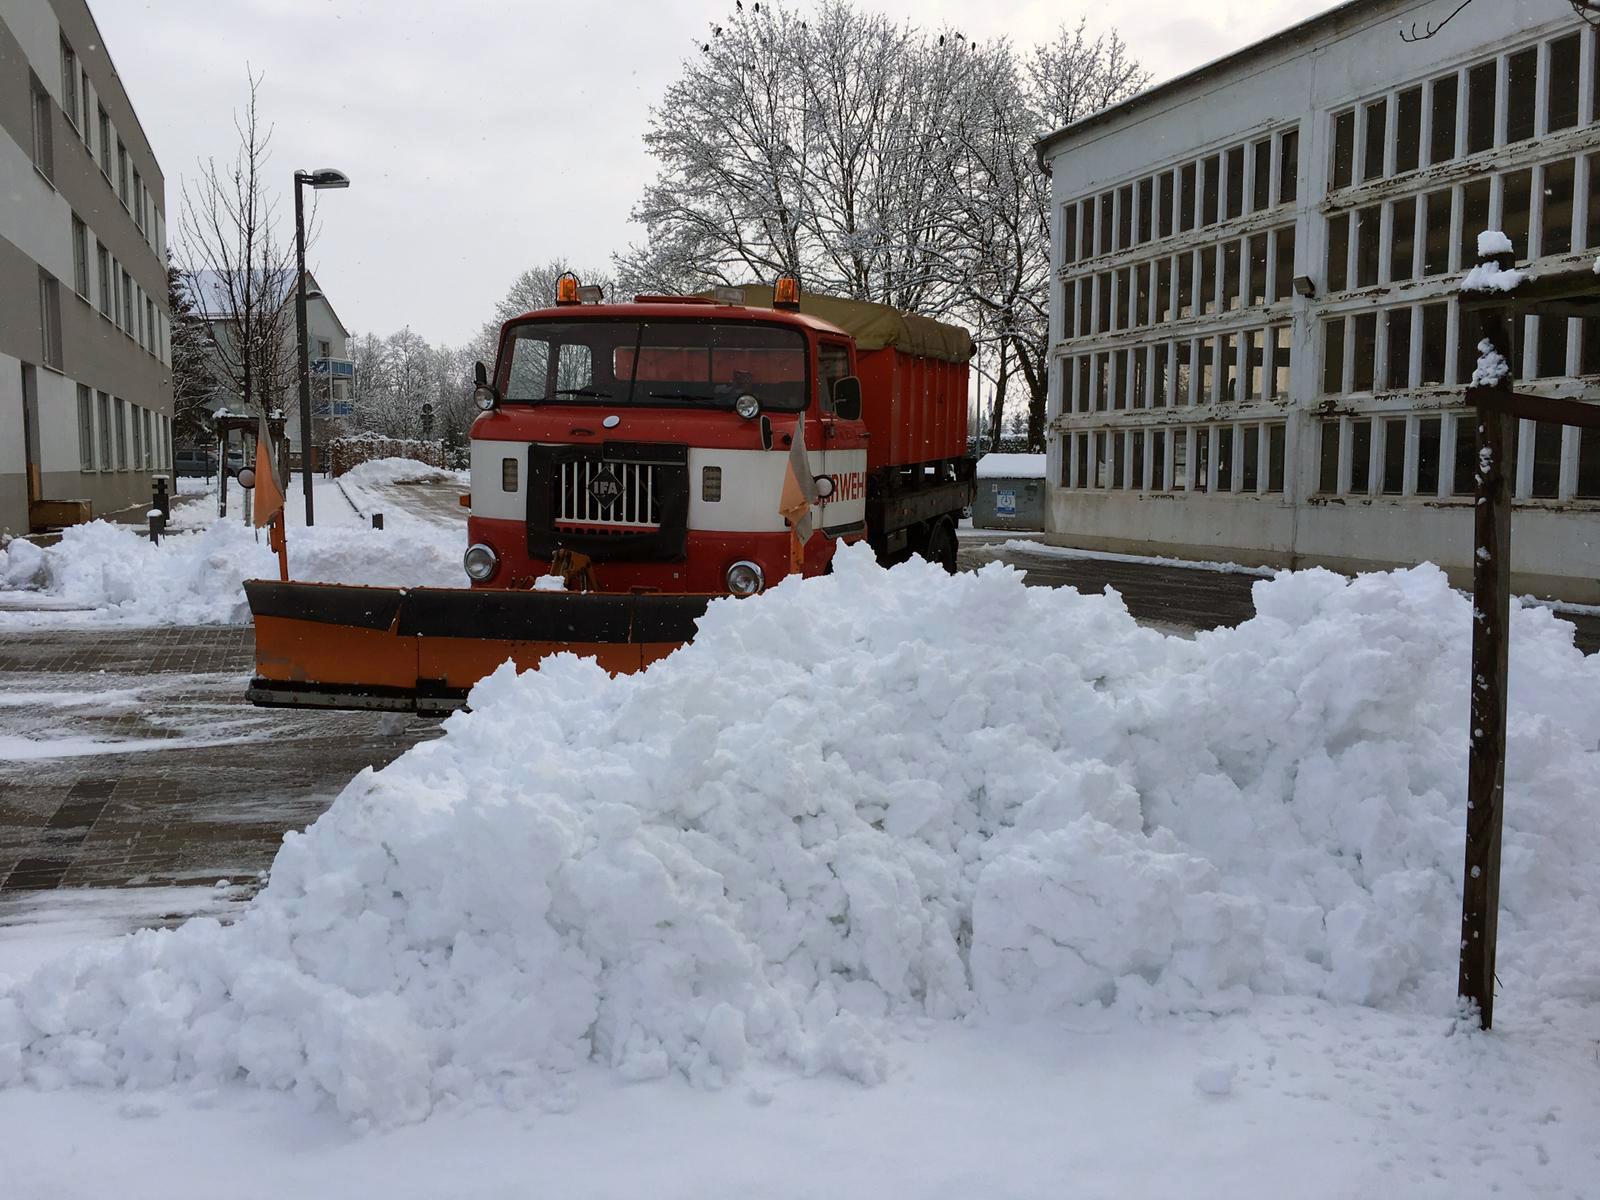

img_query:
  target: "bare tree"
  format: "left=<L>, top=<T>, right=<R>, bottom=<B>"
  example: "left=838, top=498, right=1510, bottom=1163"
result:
left=176, top=69, right=299, bottom=421
left=625, top=1, right=982, bottom=310
left=1400, top=0, right=1599, bottom=42
left=940, top=21, right=1148, bottom=448
left=490, top=258, right=616, bottom=326
left=624, top=6, right=1147, bottom=450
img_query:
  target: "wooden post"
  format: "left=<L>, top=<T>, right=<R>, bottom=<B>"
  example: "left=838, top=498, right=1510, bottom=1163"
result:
left=1458, top=304, right=1515, bottom=1030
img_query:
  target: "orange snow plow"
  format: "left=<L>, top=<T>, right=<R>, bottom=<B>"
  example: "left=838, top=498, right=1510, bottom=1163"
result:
left=245, top=580, right=710, bottom=714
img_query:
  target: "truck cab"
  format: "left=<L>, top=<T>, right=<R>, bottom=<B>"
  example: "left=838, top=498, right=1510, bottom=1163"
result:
left=463, top=277, right=973, bottom=597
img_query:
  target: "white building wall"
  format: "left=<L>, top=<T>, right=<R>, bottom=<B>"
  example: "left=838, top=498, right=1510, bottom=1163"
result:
left=1043, top=0, right=1600, bottom=600
left=0, top=352, right=25, bottom=479
left=0, top=130, right=75, bottom=285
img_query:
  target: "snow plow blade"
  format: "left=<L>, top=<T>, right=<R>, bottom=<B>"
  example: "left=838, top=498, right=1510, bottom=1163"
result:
left=244, top=580, right=711, bottom=715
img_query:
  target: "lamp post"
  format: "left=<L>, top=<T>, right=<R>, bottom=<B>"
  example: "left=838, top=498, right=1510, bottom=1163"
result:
left=293, top=167, right=350, bottom=525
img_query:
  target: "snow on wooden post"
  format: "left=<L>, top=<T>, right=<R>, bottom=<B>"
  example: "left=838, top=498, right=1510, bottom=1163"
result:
left=1459, top=296, right=1514, bottom=1031
left=1456, top=252, right=1600, bottom=1029
left=1458, top=231, right=1524, bottom=1030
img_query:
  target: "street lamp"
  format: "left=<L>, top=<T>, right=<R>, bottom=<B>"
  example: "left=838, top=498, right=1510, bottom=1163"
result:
left=293, top=167, right=350, bottom=525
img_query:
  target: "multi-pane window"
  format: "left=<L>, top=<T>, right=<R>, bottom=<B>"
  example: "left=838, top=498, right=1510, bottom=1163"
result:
left=29, top=72, right=53, bottom=180
left=72, top=216, right=89, bottom=296
left=143, top=409, right=155, bottom=469
left=97, top=392, right=112, bottom=471
left=114, top=397, right=128, bottom=469
left=97, top=244, right=112, bottom=318
left=1333, top=33, right=1595, bottom=200
left=98, top=106, right=111, bottom=177
left=130, top=403, right=144, bottom=468
left=39, top=271, right=63, bottom=369
left=77, top=384, right=95, bottom=470
left=60, top=39, right=79, bottom=129
left=1064, top=422, right=1284, bottom=495
left=1060, top=125, right=1300, bottom=269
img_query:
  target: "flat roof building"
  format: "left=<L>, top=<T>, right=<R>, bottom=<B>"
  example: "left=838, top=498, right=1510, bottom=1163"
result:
left=1040, top=0, right=1600, bottom=601
left=1, top=0, right=172, bottom=536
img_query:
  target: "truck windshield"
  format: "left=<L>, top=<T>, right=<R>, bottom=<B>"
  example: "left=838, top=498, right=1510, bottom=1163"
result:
left=500, top=320, right=808, bottom=411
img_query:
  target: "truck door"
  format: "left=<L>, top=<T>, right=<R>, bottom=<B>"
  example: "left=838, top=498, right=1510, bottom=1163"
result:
left=815, top=339, right=867, bottom=538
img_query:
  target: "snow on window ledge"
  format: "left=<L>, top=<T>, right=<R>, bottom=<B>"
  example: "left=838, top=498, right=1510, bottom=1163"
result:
left=1462, top=261, right=1530, bottom=293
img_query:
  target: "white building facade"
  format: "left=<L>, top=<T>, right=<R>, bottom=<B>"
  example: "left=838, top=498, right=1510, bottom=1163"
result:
left=1, top=0, right=172, bottom=536
left=1040, top=0, right=1600, bottom=601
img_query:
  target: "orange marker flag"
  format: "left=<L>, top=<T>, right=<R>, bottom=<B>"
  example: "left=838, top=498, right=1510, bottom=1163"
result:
left=252, top=412, right=289, bottom=581
left=778, top=411, right=819, bottom=573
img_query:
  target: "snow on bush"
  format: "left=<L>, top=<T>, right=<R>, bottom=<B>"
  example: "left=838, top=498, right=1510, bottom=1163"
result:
left=336, top=456, right=467, bottom=490
left=0, top=517, right=463, bottom=624
left=1, top=548, right=1597, bottom=1125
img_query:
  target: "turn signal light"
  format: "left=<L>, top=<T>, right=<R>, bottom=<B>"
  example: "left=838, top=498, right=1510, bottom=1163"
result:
left=773, top=274, right=801, bottom=309
left=555, top=273, right=580, bottom=305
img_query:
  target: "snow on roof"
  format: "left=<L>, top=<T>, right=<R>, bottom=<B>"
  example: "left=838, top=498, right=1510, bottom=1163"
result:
left=184, top=269, right=297, bottom=319
left=184, top=269, right=347, bottom=338
left=976, top=453, right=1047, bottom=479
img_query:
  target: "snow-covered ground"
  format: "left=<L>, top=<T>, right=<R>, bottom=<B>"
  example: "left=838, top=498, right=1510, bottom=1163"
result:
left=2, top=548, right=1597, bottom=1195
left=975, top=536, right=1275, bottom=577
left=0, top=459, right=468, bottom=628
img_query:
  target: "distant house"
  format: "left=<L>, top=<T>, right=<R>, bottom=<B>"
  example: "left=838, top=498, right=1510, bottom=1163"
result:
left=1038, top=0, right=1600, bottom=601
left=185, top=268, right=353, bottom=456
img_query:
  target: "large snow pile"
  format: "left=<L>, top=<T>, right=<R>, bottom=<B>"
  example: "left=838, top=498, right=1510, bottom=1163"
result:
left=0, top=517, right=462, bottom=625
left=2, top=548, right=1597, bottom=1125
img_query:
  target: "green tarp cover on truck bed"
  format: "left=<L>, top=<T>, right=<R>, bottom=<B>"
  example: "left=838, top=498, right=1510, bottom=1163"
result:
left=708, top=284, right=975, bottom=364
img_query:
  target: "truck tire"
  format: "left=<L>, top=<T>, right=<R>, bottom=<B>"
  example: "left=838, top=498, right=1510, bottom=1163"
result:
left=922, top=518, right=958, bottom=574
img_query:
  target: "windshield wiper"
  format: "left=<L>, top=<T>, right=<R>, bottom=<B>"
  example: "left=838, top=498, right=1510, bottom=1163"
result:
left=646, top=390, right=730, bottom=407
left=554, top=387, right=613, bottom=399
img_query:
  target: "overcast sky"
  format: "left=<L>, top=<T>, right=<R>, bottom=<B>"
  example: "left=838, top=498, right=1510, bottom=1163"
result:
left=91, top=0, right=1346, bottom=348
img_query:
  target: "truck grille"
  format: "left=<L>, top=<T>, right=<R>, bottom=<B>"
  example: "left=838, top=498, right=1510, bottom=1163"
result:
left=555, top=459, right=662, bottom=533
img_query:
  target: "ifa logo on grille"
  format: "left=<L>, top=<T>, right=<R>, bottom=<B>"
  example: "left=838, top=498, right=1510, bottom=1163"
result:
left=587, top=466, right=624, bottom=510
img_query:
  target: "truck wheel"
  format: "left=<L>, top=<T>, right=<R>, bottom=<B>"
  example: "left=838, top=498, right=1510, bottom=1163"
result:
left=923, top=518, right=958, bottom=575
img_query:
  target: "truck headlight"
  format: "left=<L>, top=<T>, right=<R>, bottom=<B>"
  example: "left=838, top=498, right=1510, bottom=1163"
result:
left=463, top=543, right=499, bottom=581
left=734, top=393, right=760, bottom=419
left=725, top=560, right=764, bottom=596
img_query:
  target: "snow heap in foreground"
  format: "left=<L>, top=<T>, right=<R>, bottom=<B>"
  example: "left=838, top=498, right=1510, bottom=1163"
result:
left=0, top=515, right=461, bottom=625
left=2, top=548, right=1598, bottom=1126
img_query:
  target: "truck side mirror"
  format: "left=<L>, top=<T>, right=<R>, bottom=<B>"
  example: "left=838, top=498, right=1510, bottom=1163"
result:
left=832, top=376, right=863, bottom=421
left=472, top=360, right=499, bottom=412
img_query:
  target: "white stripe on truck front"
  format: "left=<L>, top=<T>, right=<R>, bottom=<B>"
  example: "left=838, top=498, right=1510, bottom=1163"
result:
left=689, top=448, right=788, bottom=533
left=471, top=441, right=868, bottom=536
left=814, top=447, right=867, bottom=534
left=471, top=438, right=526, bottom=520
